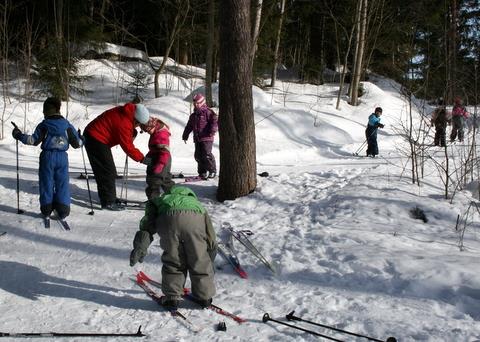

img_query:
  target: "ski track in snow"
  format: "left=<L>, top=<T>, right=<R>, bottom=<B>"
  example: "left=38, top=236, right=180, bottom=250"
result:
left=1, top=58, right=480, bottom=341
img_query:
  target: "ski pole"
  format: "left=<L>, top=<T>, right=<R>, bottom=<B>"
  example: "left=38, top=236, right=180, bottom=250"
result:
left=262, top=313, right=345, bottom=341
left=0, top=325, right=145, bottom=338
left=286, top=311, right=396, bottom=342
left=120, top=155, right=128, bottom=204
left=11, top=122, right=24, bottom=214
left=353, top=138, right=368, bottom=156
left=79, top=132, right=94, bottom=216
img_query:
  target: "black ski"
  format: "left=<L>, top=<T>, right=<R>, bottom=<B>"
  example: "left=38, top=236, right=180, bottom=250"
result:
left=58, top=220, right=71, bottom=231
left=77, top=172, right=185, bottom=180
left=0, top=232, right=6, bottom=237
left=0, top=326, right=145, bottom=338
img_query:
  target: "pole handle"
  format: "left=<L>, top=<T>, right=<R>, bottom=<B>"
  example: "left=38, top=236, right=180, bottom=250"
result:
left=286, top=311, right=301, bottom=321
left=11, top=121, right=19, bottom=129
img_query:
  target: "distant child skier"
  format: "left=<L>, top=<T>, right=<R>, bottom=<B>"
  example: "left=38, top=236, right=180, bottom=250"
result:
left=129, top=185, right=217, bottom=310
left=11, top=97, right=83, bottom=220
left=450, top=96, right=469, bottom=143
left=430, top=99, right=448, bottom=147
left=182, top=93, right=218, bottom=179
left=140, top=117, right=175, bottom=199
left=365, top=107, right=385, bottom=157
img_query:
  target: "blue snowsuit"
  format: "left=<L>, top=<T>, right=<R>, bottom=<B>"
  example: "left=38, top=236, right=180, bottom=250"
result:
left=365, top=113, right=382, bottom=157
left=17, top=115, right=83, bottom=218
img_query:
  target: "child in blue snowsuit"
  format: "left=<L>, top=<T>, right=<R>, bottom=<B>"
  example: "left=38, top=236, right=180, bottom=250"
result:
left=365, top=107, right=385, bottom=157
left=12, top=97, right=83, bottom=219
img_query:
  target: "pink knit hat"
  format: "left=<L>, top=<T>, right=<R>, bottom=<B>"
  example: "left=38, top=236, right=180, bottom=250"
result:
left=193, top=93, right=207, bottom=108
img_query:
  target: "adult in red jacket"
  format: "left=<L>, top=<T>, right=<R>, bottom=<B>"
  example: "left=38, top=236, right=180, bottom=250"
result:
left=84, top=103, right=150, bottom=210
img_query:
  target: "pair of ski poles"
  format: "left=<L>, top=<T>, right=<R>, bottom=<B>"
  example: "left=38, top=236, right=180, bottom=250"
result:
left=263, top=311, right=397, bottom=342
left=353, top=128, right=378, bottom=156
left=11, top=122, right=25, bottom=215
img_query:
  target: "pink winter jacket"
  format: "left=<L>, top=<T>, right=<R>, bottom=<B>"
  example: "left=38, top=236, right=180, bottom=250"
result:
left=451, top=105, right=469, bottom=118
left=144, top=118, right=171, bottom=174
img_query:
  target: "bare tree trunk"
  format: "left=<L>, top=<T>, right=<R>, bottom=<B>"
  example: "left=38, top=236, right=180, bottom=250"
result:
left=153, top=1, right=190, bottom=98
left=450, top=0, right=458, bottom=101
left=0, top=0, right=12, bottom=139
left=350, top=0, right=367, bottom=106
left=250, top=0, right=263, bottom=67
left=270, top=0, right=285, bottom=88
left=205, top=0, right=215, bottom=106
left=349, top=0, right=362, bottom=99
left=217, top=0, right=256, bottom=201
left=330, top=7, right=358, bottom=109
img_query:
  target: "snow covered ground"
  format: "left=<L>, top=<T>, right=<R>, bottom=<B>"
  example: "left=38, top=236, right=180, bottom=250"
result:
left=1, top=47, right=480, bottom=341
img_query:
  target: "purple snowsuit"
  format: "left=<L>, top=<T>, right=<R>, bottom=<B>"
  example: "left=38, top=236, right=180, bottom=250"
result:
left=182, top=106, right=218, bottom=176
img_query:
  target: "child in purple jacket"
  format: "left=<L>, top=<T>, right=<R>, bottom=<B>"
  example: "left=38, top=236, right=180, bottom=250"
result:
left=182, top=93, right=218, bottom=179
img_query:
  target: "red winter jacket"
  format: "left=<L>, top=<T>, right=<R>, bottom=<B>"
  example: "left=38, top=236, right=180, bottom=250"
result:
left=85, top=103, right=144, bottom=162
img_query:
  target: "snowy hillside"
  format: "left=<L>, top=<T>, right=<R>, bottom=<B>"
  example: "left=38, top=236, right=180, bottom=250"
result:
left=1, top=47, right=480, bottom=341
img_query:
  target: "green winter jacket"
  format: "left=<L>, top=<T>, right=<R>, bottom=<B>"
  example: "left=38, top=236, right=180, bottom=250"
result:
left=138, top=185, right=216, bottom=252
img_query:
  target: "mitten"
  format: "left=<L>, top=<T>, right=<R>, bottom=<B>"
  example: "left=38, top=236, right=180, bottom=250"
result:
left=12, top=127, right=22, bottom=140
left=129, top=231, right=153, bottom=266
left=77, top=129, right=85, bottom=143
left=378, top=123, right=385, bottom=128
left=141, top=157, right=152, bottom=166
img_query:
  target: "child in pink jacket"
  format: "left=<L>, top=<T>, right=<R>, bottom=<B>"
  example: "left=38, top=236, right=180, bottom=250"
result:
left=141, top=117, right=175, bottom=199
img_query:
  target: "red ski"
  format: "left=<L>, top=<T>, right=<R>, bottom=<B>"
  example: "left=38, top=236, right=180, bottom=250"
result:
left=136, top=271, right=246, bottom=324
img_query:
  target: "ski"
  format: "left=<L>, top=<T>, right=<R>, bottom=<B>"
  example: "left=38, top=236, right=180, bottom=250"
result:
left=0, top=232, right=6, bottom=237
left=135, top=275, right=202, bottom=333
left=184, top=176, right=208, bottom=183
left=137, top=271, right=246, bottom=324
left=223, top=223, right=275, bottom=274
left=183, top=290, right=247, bottom=324
left=43, top=217, right=50, bottom=229
left=0, top=326, right=145, bottom=338
left=77, top=172, right=185, bottom=180
left=217, top=242, right=248, bottom=279
left=58, top=219, right=71, bottom=231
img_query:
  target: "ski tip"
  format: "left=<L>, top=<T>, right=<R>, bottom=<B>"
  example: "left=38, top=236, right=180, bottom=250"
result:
left=237, top=269, right=248, bottom=279
left=138, top=271, right=151, bottom=281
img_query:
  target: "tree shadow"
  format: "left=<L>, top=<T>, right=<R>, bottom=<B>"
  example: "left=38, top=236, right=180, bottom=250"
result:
left=0, top=260, right=157, bottom=311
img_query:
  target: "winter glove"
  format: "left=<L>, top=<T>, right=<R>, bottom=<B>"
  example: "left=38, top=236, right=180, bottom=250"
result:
left=77, top=129, right=85, bottom=143
left=378, top=123, right=385, bottom=128
left=12, top=127, right=22, bottom=140
left=132, top=128, right=138, bottom=140
left=130, top=230, right=154, bottom=266
left=141, top=157, right=152, bottom=166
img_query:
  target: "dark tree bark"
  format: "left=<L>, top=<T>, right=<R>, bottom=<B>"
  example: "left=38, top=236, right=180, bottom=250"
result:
left=205, top=0, right=215, bottom=106
left=217, top=0, right=256, bottom=202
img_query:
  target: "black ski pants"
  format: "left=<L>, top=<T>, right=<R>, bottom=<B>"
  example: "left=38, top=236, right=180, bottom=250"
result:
left=84, top=132, right=118, bottom=206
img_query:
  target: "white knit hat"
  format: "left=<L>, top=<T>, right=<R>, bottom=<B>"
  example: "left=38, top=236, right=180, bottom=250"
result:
left=135, top=104, right=150, bottom=124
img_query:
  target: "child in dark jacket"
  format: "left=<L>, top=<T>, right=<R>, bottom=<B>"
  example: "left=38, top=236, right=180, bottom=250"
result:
left=365, top=107, right=385, bottom=157
left=182, top=93, right=218, bottom=179
left=141, top=117, right=175, bottom=199
left=430, top=99, right=448, bottom=147
left=12, top=97, right=83, bottom=219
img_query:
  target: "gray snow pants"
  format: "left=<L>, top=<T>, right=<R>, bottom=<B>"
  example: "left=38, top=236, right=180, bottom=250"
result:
left=156, top=211, right=216, bottom=301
